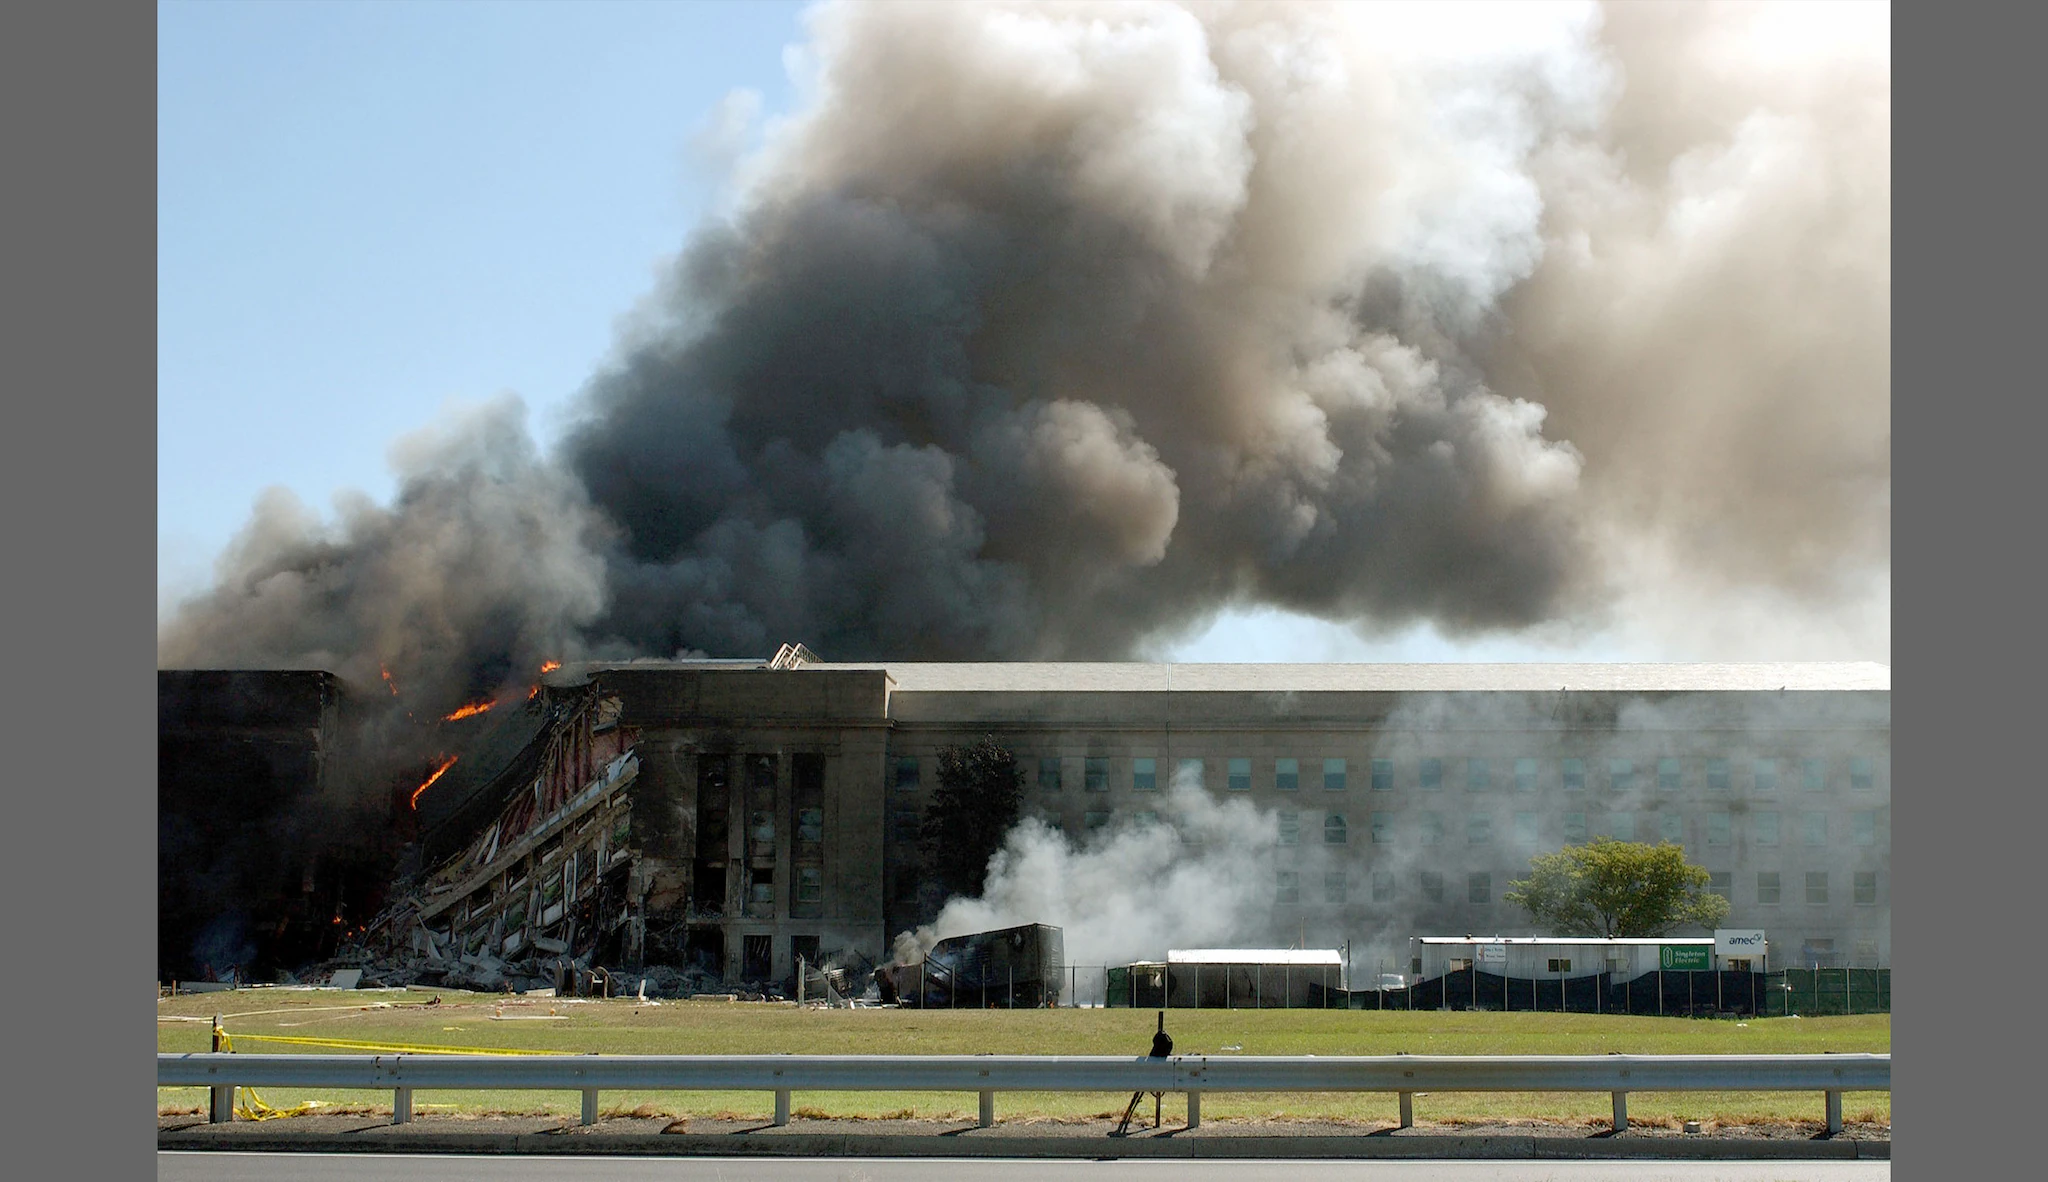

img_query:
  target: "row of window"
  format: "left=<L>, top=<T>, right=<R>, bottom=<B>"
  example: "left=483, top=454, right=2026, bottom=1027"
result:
left=986, top=808, right=1883, bottom=847
left=892, top=755, right=1882, bottom=794
left=1714, top=870, right=1882, bottom=906
left=1275, top=868, right=1882, bottom=907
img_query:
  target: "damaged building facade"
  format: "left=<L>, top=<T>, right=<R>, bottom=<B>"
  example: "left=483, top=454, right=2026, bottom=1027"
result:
left=164, top=658, right=1890, bottom=987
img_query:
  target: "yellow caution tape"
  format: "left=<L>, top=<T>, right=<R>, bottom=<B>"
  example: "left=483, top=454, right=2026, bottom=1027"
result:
left=220, top=1030, right=558, bottom=1056
left=191, top=1025, right=564, bottom=1121
left=210, top=1028, right=323, bottom=1120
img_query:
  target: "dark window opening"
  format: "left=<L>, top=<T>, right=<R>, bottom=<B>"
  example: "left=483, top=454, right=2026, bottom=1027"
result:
left=742, top=934, right=772, bottom=981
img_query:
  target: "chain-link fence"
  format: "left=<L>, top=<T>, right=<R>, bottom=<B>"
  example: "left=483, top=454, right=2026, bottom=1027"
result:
left=1042, top=964, right=1888, bottom=1014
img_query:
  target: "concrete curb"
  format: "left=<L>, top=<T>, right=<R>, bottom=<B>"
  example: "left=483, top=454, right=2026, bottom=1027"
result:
left=158, top=1129, right=1890, bottom=1161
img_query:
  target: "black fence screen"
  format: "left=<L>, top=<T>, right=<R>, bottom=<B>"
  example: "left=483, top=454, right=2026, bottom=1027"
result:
left=1309, top=966, right=1890, bottom=1016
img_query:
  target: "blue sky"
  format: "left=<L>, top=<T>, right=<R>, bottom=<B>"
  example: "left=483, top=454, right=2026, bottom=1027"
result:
left=156, top=0, right=1628, bottom=664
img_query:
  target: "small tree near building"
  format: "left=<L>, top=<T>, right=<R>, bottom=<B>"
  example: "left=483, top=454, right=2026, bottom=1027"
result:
left=920, top=736, right=1025, bottom=901
left=1504, top=837, right=1730, bottom=937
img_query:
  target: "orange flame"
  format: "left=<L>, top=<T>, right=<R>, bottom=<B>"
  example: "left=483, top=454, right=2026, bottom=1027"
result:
left=539, top=660, right=562, bottom=674
left=409, top=755, right=458, bottom=810
left=527, top=684, right=541, bottom=700
left=442, top=698, right=497, bottom=722
left=380, top=666, right=402, bottom=696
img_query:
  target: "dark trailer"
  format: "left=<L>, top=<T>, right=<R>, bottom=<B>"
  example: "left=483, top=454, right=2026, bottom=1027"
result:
left=886, top=924, right=1064, bottom=1008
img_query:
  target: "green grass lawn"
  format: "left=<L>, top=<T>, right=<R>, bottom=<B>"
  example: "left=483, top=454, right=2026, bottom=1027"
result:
left=158, top=988, right=1891, bottom=1126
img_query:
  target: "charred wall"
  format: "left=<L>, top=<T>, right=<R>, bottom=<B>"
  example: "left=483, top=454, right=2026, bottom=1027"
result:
left=158, top=670, right=397, bottom=980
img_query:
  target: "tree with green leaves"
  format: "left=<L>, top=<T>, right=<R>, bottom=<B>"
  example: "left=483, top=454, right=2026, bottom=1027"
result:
left=1504, top=837, right=1731, bottom=937
left=919, top=735, right=1025, bottom=901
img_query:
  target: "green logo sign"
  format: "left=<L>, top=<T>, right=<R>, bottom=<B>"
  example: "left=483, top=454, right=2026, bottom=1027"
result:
left=1660, top=945, right=1711, bottom=971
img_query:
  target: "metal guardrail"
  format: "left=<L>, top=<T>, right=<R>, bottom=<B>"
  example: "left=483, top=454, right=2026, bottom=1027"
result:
left=160, top=1051, right=1888, bottom=1134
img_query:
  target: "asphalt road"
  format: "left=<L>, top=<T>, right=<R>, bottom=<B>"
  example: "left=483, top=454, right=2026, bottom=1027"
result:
left=159, top=1154, right=1890, bottom=1181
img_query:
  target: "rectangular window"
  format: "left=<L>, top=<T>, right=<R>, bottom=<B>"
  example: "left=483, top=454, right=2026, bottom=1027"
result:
left=1562, top=758, right=1586, bottom=792
left=1756, top=810, right=1780, bottom=845
left=1754, top=758, right=1778, bottom=793
left=1324, top=758, right=1347, bottom=792
left=1085, top=757, right=1109, bottom=793
left=1176, top=758, right=1203, bottom=788
left=1659, top=812, right=1683, bottom=843
left=1854, top=939, right=1880, bottom=965
left=1514, top=812, right=1539, bottom=844
left=1133, top=757, right=1157, bottom=792
left=1419, top=812, right=1444, bottom=845
left=797, top=807, right=824, bottom=843
left=1467, top=758, right=1491, bottom=792
left=1547, top=958, right=1573, bottom=973
left=1709, top=871, right=1732, bottom=899
left=1806, top=870, right=1829, bottom=905
left=1707, top=811, right=1731, bottom=846
left=1275, top=870, right=1299, bottom=904
left=1324, top=813, right=1349, bottom=844
left=1609, top=758, right=1635, bottom=792
left=1853, top=810, right=1876, bottom=845
left=891, top=811, right=921, bottom=843
left=1468, top=814, right=1492, bottom=844
left=1371, top=759, right=1394, bottom=792
left=1277, top=810, right=1299, bottom=847
left=797, top=866, right=823, bottom=903
left=1855, top=870, right=1877, bottom=905
left=1757, top=871, right=1781, bottom=904
left=1275, top=758, right=1299, bottom=792
left=1850, top=756, right=1875, bottom=792
left=1084, top=810, right=1110, bottom=830
left=1324, top=870, right=1348, bottom=904
left=1420, top=758, right=1443, bottom=791
left=1515, top=758, right=1539, bottom=793
left=1420, top=871, right=1444, bottom=902
left=1372, top=871, right=1395, bottom=902
left=1609, top=812, right=1636, bottom=842
left=1804, top=812, right=1827, bottom=846
left=1804, top=758, right=1827, bottom=793
left=1563, top=812, right=1587, bottom=842
left=1468, top=872, right=1492, bottom=904
left=1707, top=758, right=1730, bottom=793
left=1038, top=758, right=1062, bottom=792
left=1370, top=811, right=1391, bottom=844
left=1658, top=757, right=1682, bottom=791
left=1227, top=757, right=1251, bottom=792
left=893, top=756, right=919, bottom=790
left=1133, top=810, right=1160, bottom=827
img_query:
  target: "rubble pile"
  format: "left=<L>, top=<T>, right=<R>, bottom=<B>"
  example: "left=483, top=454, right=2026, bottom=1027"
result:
left=297, top=928, right=776, bottom=999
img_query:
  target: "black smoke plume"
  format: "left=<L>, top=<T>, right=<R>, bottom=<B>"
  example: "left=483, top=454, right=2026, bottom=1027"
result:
left=160, top=1, right=1890, bottom=708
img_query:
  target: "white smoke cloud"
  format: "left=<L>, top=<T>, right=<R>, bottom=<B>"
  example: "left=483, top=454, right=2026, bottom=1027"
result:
left=925, top=765, right=1346, bottom=965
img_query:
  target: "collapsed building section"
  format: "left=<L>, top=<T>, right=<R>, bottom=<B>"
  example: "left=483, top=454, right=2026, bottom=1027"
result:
left=343, top=657, right=894, bottom=993
left=394, top=684, right=640, bottom=990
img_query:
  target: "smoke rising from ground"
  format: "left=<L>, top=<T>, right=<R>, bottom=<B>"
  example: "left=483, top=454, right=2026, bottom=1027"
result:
left=160, top=0, right=1890, bottom=699
left=920, top=771, right=1296, bottom=966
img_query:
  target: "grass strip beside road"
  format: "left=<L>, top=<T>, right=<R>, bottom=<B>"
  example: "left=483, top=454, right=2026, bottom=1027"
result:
left=158, top=990, right=1890, bottom=1125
